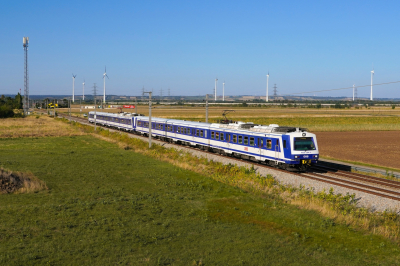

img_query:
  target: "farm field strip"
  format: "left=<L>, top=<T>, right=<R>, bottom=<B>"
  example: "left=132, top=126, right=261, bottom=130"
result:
left=58, top=113, right=400, bottom=208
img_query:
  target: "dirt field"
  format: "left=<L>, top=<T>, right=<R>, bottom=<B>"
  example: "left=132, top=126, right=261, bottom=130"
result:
left=317, top=131, right=400, bottom=170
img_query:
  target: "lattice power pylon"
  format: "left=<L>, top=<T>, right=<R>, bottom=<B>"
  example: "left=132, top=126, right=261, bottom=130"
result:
left=23, top=37, right=29, bottom=115
left=273, top=84, right=278, bottom=99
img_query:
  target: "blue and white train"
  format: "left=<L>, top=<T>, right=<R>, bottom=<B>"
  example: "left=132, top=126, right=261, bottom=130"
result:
left=89, top=111, right=319, bottom=171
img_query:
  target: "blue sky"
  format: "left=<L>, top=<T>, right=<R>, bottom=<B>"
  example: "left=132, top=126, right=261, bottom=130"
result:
left=1, top=0, right=400, bottom=98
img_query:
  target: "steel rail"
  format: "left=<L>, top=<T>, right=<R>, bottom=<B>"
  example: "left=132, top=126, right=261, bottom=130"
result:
left=311, top=165, right=400, bottom=190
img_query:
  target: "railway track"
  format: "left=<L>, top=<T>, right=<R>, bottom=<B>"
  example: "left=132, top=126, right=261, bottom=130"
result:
left=56, top=112, right=400, bottom=202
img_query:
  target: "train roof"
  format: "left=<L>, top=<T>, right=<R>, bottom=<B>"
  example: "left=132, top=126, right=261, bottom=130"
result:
left=90, top=112, right=310, bottom=134
left=212, top=122, right=308, bottom=133
left=89, top=111, right=142, bottom=117
left=137, top=116, right=212, bottom=127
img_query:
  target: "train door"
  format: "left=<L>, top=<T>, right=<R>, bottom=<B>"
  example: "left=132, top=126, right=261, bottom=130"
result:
left=258, top=137, right=264, bottom=160
left=207, top=127, right=211, bottom=147
left=275, top=138, right=281, bottom=163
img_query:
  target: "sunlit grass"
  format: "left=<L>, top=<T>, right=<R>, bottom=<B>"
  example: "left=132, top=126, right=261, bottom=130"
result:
left=0, top=115, right=84, bottom=138
left=1, top=135, right=400, bottom=265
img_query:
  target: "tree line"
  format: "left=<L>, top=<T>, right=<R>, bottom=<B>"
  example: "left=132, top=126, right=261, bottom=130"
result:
left=0, top=93, right=23, bottom=118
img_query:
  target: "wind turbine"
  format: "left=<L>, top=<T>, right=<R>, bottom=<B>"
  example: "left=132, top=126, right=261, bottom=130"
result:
left=103, top=66, right=109, bottom=105
left=223, top=81, right=225, bottom=101
left=266, top=72, right=270, bottom=102
left=370, top=67, right=374, bottom=101
left=82, top=79, right=85, bottom=101
left=214, top=78, right=218, bottom=101
left=72, top=74, right=77, bottom=102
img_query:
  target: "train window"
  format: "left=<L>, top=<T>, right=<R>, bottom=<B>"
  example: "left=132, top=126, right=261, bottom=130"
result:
left=200, top=130, right=204, bottom=137
left=220, top=133, right=224, bottom=141
left=216, top=132, right=219, bottom=139
left=227, top=134, right=230, bottom=142
left=238, top=135, right=243, bottom=144
left=186, top=128, right=189, bottom=134
left=196, top=129, right=199, bottom=136
left=294, top=137, right=316, bottom=151
left=276, top=139, right=279, bottom=147
left=250, top=137, right=254, bottom=146
left=267, top=139, right=272, bottom=149
left=211, top=131, right=214, bottom=139
left=283, top=140, right=287, bottom=148
left=233, top=135, right=237, bottom=143
left=258, top=138, right=264, bottom=147
left=244, top=136, right=248, bottom=145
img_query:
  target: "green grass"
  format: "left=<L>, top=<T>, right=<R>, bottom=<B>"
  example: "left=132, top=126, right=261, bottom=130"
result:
left=1, top=135, right=400, bottom=265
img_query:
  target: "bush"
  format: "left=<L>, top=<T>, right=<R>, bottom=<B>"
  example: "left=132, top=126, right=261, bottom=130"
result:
left=0, top=105, right=14, bottom=118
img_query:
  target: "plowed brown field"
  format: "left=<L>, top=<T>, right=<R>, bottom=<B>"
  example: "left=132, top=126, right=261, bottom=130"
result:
left=317, top=131, right=400, bottom=170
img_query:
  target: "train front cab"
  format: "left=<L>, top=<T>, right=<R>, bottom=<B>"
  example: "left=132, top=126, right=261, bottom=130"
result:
left=283, top=133, right=319, bottom=171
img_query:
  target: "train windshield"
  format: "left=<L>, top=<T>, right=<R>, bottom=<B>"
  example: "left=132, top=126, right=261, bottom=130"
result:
left=294, top=137, right=316, bottom=151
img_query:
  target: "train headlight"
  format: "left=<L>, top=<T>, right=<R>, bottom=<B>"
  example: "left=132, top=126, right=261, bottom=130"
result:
left=294, top=155, right=298, bottom=158
left=313, top=155, right=318, bottom=158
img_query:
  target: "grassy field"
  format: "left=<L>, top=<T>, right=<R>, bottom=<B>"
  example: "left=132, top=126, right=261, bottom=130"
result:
left=1, top=133, right=400, bottom=264
left=56, top=105, right=400, bottom=131
left=0, top=114, right=84, bottom=138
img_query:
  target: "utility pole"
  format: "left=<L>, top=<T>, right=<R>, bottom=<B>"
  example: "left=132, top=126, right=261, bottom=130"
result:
left=68, top=99, right=71, bottom=122
left=370, top=69, right=374, bottom=101
left=143, top=91, right=152, bottom=148
left=266, top=72, right=269, bottom=102
left=214, top=78, right=218, bottom=101
left=93, top=83, right=97, bottom=131
left=206, top=94, right=209, bottom=123
left=223, top=81, right=225, bottom=101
